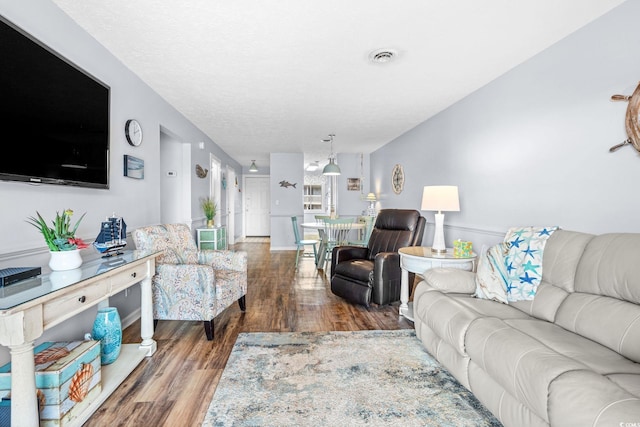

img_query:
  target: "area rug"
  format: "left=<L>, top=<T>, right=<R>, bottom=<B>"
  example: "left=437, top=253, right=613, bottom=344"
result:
left=203, top=330, right=502, bottom=426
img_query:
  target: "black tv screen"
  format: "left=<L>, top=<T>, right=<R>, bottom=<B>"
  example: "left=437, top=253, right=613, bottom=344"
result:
left=0, top=16, right=110, bottom=189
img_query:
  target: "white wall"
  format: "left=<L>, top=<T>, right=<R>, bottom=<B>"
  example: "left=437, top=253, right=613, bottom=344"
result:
left=371, top=0, right=640, bottom=252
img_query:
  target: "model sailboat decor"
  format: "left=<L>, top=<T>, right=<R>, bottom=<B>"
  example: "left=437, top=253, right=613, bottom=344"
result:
left=93, top=214, right=127, bottom=258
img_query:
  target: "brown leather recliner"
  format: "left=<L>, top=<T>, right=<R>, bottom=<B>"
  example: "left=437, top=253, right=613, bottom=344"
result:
left=330, top=209, right=426, bottom=307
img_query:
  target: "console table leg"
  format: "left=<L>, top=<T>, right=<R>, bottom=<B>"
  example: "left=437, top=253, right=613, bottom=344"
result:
left=139, top=261, right=157, bottom=356
left=10, top=342, right=38, bottom=427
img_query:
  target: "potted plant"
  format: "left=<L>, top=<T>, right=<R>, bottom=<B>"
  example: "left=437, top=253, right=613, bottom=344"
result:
left=27, top=209, right=88, bottom=271
left=200, top=197, right=217, bottom=228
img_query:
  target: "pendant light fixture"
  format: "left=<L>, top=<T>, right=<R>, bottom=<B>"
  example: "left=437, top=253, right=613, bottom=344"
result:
left=249, top=160, right=258, bottom=172
left=322, top=134, right=341, bottom=176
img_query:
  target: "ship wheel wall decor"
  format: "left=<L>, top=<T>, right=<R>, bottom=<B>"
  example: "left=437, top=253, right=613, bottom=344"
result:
left=610, top=81, right=640, bottom=153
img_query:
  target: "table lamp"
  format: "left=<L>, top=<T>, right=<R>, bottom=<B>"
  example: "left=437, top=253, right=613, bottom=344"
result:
left=421, top=186, right=460, bottom=253
left=365, top=192, right=377, bottom=217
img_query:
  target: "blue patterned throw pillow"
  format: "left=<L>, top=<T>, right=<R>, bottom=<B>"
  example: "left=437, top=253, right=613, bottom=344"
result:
left=502, top=226, right=558, bottom=301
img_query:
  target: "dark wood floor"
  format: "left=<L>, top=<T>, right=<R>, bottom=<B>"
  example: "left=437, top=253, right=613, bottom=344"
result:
left=85, top=240, right=414, bottom=426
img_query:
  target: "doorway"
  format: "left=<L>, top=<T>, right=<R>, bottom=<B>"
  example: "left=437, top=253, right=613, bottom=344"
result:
left=209, top=155, right=221, bottom=226
left=244, top=176, right=270, bottom=236
left=226, top=165, right=236, bottom=244
left=160, top=129, right=191, bottom=224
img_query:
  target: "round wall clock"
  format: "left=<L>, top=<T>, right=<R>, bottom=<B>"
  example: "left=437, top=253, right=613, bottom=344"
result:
left=391, top=164, right=404, bottom=194
left=125, top=119, right=143, bottom=147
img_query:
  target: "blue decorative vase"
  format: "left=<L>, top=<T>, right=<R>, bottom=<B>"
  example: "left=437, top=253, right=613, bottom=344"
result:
left=91, top=307, right=122, bottom=365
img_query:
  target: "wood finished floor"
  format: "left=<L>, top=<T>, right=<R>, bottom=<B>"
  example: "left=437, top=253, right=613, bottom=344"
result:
left=85, top=240, right=414, bottom=426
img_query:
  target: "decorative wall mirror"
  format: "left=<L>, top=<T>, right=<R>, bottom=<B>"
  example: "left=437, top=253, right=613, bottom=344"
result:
left=610, top=81, right=640, bottom=153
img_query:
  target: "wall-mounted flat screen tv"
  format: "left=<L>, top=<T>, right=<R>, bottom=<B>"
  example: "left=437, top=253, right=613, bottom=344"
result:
left=0, top=16, right=110, bottom=189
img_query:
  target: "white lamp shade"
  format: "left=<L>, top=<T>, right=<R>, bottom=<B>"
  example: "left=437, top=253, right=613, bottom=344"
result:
left=421, top=185, right=459, bottom=253
left=421, top=186, right=460, bottom=213
left=365, top=192, right=376, bottom=201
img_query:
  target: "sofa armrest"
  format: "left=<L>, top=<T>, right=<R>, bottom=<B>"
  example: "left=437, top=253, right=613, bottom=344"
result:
left=422, top=268, right=476, bottom=294
left=198, top=250, right=247, bottom=272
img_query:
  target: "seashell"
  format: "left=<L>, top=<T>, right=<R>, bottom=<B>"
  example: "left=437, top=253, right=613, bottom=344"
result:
left=69, top=363, right=93, bottom=402
left=36, top=389, right=45, bottom=412
left=195, top=164, right=208, bottom=178
left=34, top=347, right=70, bottom=365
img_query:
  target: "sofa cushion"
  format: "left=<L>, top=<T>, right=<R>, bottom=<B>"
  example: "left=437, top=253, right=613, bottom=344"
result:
left=548, top=370, right=640, bottom=426
left=413, top=284, right=530, bottom=357
left=552, top=233, right=640, bottom=363
left=524, top=230, right=594, bottom=322
left=555, top=292, right=640, bottom=363
left=465, top=316, right=640, bottom=423
left=574, top=233, right=640, bottom=303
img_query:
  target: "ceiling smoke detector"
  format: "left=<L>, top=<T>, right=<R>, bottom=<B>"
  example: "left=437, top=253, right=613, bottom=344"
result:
left=369, top=49, right=397, bottom=64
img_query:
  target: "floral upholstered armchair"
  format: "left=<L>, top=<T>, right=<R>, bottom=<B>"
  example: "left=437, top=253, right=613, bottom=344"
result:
left=132, top=223, right=247, bottom=340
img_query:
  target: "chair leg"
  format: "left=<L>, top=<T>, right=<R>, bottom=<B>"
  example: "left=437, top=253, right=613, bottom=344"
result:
left=238, top=295, right=246, bottom=311
left=295, top=245, right=300, bottom=268
left=204, top=320, right=214, bottom=341
left=153, top=319, right=158, bottom=329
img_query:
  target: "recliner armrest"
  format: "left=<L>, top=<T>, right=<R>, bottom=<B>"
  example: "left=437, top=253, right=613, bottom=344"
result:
left=333, top=245, right=369, bottom=263
left=373, top=251, right=401, bottom=281
left=198, top=250, right=248, bottom=272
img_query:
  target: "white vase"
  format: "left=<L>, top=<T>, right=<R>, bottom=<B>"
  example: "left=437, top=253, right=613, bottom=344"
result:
left=49, top=268, right=82, bottom=289
left=49, top=249, right=83, bottom=271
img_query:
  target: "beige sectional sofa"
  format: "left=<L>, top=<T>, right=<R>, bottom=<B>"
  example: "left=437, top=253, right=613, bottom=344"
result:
left=413, top=230, right=640, bottom=427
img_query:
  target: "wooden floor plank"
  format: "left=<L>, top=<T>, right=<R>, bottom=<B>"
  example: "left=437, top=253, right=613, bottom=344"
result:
left=84, top=241, right=413, bottom=426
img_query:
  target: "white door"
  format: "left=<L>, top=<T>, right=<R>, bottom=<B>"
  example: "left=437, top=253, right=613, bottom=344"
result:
left=245, top=176, right=270, bottom=236
left=160, top=131, right=190, bottom=224
left=209, top=155, right=221, bottom=225
left=226, top=165, right=236, bottom=244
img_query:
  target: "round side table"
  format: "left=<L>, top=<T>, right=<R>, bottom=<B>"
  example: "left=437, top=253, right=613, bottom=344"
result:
left=398, top=247, right=477, bottom=321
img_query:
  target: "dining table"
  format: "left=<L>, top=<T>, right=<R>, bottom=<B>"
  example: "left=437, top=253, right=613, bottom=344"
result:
left=301, top=221, right=366, bottom=270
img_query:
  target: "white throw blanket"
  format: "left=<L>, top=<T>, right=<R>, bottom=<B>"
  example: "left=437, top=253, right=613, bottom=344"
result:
left=475, top=226, right=558, bottom=303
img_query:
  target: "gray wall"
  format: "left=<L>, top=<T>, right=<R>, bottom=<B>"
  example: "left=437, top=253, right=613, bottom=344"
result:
left=0, top=0, right=241, bottom=363
left=269, top=152, right=373, bottom=250
left=371, top=0, right=640, bottom=252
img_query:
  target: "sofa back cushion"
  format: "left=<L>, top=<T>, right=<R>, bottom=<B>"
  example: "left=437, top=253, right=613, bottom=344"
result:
left=555, top=233, right=640, bottom=363
left=520, top=230, right=594, bottom=322
left=132, top=223, right=199, bottom=265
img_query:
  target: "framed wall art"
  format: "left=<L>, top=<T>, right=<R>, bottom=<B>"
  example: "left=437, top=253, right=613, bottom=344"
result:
left=347, top=178, right=361, bottom=191
left=124, top=155, right=144, bottom=179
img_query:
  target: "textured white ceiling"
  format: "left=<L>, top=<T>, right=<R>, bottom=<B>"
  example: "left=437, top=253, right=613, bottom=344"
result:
left=52, top=0, right=626, bottom=169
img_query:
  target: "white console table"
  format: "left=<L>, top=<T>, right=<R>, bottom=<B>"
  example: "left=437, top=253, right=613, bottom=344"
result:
left=0, top=250, right=160, bottom=427
left=398, top=247, right=476, bottom=321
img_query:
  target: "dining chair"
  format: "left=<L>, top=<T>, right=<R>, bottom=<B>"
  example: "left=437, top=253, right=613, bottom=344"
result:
left=348, top=216, right=375, bottom=247
left=291, top=216, right=318, bottom=269
left=318, top=217, right=354, bottom=271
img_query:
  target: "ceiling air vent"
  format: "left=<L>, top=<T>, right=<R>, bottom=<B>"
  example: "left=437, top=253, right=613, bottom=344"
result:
left=369, top=49, right=397, bottom=64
